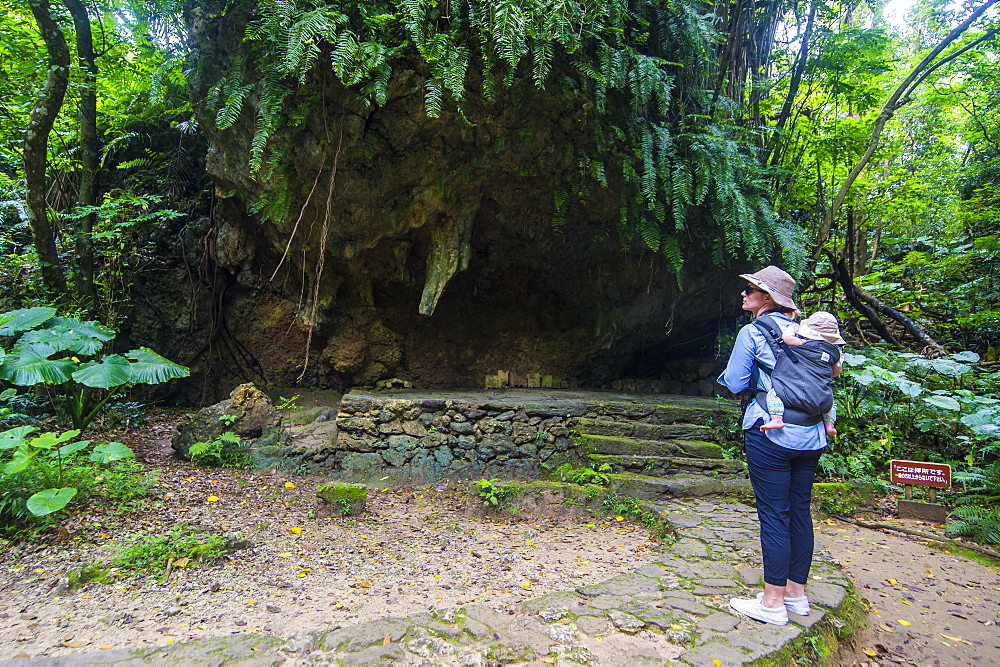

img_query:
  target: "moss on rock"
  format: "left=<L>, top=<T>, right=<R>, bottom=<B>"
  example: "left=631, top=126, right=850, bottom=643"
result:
left=316, top=482, right=368, bottom=517
left=812, top=482, right=874, bottom=517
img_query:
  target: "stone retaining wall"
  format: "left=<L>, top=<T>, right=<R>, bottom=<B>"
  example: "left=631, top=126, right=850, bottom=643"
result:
left=300, top=389, right=733, bottom=483
left=330, top=391, right=583, bottom=482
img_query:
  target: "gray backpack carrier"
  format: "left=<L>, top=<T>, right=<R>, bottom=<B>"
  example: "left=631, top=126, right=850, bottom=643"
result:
left=749, top=315, right=840, bottom=426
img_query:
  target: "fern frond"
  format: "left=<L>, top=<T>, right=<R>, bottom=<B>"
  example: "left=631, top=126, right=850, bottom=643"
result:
left=424, top=78, right=443, bottom=117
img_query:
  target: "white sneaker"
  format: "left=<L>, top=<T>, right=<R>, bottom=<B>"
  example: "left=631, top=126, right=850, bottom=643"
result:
left=756, top=592, right=810, bottom=616
left=729, top=597, right=788, bottom=625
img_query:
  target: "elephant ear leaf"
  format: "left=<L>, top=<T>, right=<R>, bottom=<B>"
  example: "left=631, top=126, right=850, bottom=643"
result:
left=47, top=317, right=115, bottom=340
left=19, top=326, right=104, bottom=355
left=72, top=355, right=132, bottom=388
left=0, top=307, right=57, bottom=336
left=90, top=442, right=134, bottom=463
left=0, top=344, right=76, bottom=385
left=125, top=348, right=190, bottom=384
left=26, top=488, right=78, bottom=516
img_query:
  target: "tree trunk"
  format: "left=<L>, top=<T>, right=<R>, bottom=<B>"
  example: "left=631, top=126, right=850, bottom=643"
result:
left=65, top=0, right=99, bottom=311
left=766, top=0, right=815, bottom=167
left=835, top=258, right=946, bottom=355
left=24, top=0, right=70, bottom=297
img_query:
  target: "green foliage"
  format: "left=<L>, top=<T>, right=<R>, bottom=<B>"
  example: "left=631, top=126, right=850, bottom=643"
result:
left=111, top=525, right=233, bottom=578
left=553, top=462, right=612, bottom=486
left=475, top=478, right=516, bottom=508
left=0, top=424, right=135, bottom=518
left=0, top=307, right=189, bottom=431
left=598, top=492, right=659, bottom=529
left=189, top=432, right=249, bottom=468
left=947, top=504, right=1000, bottom=547
left=213, top=0, right=800, bottom=269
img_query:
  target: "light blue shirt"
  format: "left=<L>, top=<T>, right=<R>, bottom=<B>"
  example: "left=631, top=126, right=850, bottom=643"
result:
left=717, top=313, right=828, bottom=451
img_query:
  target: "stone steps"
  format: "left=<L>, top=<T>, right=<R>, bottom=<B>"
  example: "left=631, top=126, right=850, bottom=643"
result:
left=576, top=433, right=724, bottom=459
left=575, top=417, right=714, bottom=441
left=573, top=401, right=745, bottom=498
left=587, top=453, right=745, bottom=477
left=607, top=472, right=751, bottom=499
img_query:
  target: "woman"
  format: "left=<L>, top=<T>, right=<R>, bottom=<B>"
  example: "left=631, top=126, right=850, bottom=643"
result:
left=717, top=265, right=828, bottom=626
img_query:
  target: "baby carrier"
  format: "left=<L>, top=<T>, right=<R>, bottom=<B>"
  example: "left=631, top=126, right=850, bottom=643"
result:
left=748, top=315, right=840, bottom=426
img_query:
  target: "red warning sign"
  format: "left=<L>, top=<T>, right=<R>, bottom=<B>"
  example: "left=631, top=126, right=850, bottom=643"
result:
left=890, top=460, right=951, bottom=488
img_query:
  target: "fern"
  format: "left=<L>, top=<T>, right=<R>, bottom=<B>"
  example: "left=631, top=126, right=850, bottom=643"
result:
left=947, top=504, right=1000, bottom=547
left=424, top=78, right=443, bottom=117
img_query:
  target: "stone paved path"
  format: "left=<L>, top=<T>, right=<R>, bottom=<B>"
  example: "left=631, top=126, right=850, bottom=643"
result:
left=1, top=498, right=856, bottom=666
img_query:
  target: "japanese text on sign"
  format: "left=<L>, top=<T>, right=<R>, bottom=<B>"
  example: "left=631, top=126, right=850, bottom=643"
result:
left=890, top=460, right=951, bottom=488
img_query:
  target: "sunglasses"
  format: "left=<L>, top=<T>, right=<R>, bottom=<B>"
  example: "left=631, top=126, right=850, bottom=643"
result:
left=742, top=285, right=766, bottom=296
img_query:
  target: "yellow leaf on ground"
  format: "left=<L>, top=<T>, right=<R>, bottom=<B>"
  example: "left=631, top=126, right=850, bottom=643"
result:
left=246, top=599, right=258, bottom=604
left=207, top=496, right=219, bottom=502
left=887, top=578, right=898, bottom=585
left=289, top=527, right=302, bottom=535
left=670, top=624, right=683, bottom=630
left=862, top=648, right=877, bottom=658
left=173, top=558, right=189, bottom=568
left=897, top=620, right=911, bottom=626
left=615, top=516, right=624, bottom=521
left=285, top=482, right=295, bottom=488
left=901, top=599, right=911, bottom=605
left=33, top=568, right=44, bottom=573
left=519, top=581, right=532, bottom=590
left=713, top=661, right=722, bottom=667
left=277, top=553, right=293, bottom=557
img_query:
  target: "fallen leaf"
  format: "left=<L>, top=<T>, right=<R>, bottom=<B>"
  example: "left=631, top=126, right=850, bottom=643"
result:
left=670, top=624, right=683, bottom=630
left=285, top=482, right=295, bottom=489
left=289, top=527, right=302, bottom=535
left=887, top=578, right=898, bottom=585
left=897, top=620, right=911, bottom=626
left=862, top=648, right=877, bottom=658
left=519, top=581, right=532, bottom=590
left=173, top=558, right=189, bottom=568
left=615, top=516, right=624, bottom=521
left=713, top=661, right=722, bottom=667
left=63, top=640, right=90, bottom=648
left=207, top=496, right=219, bottom=502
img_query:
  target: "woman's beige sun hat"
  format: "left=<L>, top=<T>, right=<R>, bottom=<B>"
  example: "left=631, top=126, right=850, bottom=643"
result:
left=798, top=311, right=847, bottom=345
left=739, top=265, right=797, bottom=310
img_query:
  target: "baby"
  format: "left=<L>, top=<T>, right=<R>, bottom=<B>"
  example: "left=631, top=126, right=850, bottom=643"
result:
left=760, top=311, right=846, bottom=436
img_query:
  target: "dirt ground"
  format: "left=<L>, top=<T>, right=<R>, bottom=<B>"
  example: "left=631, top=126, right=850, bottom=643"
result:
left=820, top=518, right=1000, bottom=666
left=1, top=414, right=998, bottom=665
left=0, top=417, right=658, bottom=661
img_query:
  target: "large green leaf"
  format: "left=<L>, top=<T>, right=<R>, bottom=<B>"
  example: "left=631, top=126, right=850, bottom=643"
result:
left=55, top=440, right=90, bottom=458
left=0, top=425, right=36, bottom=450
left=19, top=326, right=105, bottom=356
left=90, top=441, right=134, bottom=463
left=922, top=395, right=961, bottom=411
left=28, top=430, right=81, bottom=450
left=46, top=317, right=115, bottom=342
left=125, top=348, right=190, bottom=384
left=0, top=345, right=77, bottom=385
left=26, top=487, right=78, bottom=516
left=72, top=355, right=132, bottom=388
left=0, top=307, right=57, bottom=336
left=3, top=446, right=32, bottom=476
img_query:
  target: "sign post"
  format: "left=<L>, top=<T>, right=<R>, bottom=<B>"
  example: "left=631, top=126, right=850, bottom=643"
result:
left=890, top=460, right=951, bottom=523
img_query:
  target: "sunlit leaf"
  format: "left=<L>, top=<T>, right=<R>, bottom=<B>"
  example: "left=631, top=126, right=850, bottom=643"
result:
left=922, top=395, right=961, bottom=411
left=0, top=425, right=37, bottom=450
left=26, top=487, right=78, bottom=516
left=89, top=441, right=134, bottom=463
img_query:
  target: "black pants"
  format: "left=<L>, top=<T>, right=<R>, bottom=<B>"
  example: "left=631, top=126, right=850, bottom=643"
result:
left=744, top=420, right=825, bottom=586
